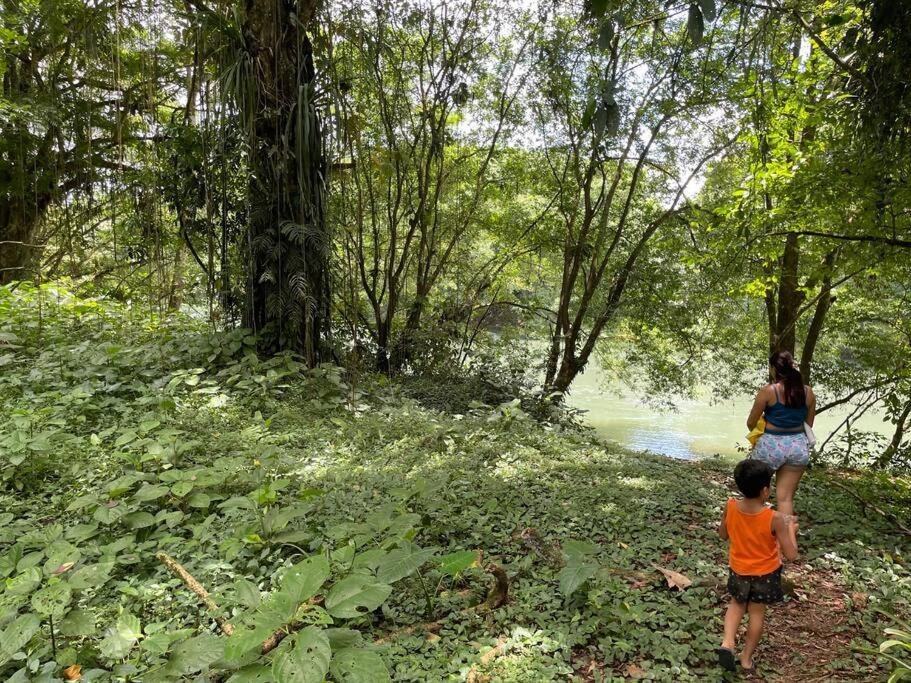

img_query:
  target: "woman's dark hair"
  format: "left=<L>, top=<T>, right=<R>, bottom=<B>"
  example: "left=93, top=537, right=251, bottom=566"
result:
left=769, top=350, right=806, bottom=407
left=734, top=459, right=773, bottom=498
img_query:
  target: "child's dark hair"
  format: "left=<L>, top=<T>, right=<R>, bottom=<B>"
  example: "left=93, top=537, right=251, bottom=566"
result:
left=734, top=459, right=773, bottom=498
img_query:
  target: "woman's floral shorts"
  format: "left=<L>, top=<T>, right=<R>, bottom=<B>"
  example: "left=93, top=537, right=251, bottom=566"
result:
left=753, top=432, right=809, bottom=469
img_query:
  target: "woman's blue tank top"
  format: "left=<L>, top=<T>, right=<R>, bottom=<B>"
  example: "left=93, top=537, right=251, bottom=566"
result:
left=764, top=385, right=808, bottom=430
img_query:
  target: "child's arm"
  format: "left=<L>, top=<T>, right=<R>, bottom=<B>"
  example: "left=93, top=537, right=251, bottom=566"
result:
left=718, top=502, right=729, bottom=540
left=772, top=512, right=799, bottom=561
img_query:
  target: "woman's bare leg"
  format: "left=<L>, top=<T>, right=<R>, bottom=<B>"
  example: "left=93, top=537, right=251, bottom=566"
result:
left=774, top=465, right=806, bottom=517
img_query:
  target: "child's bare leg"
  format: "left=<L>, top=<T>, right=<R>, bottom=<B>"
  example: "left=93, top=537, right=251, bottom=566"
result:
left=722, top=599, right=746, bottom=649
left=741, top=602, right=766, bottom=667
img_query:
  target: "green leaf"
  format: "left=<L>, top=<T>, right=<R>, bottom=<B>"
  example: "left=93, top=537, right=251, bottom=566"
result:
left=325, top=576, right=392, bottom=619
left=325, top=628, right=364, bottom=651
left=562, top=540, right=599, bottom=563
left=123, top=511, right=156, bottom=529
left=439, top=550, right=478, bottom=577
left=93, top=503, right=125, bottom=525
left=232, top=578, right=262, bottom=609
left=171, top=481, right=194, bottom=498
left=68, top=561, right=114, bottom=590
left=167, top=633, right=224, bottom=676
left=133, top=484, right=169, bottom=502
left=282, top=555, right=329, bottom=603
left=6, top=567, right=42, bottom=595
left=31, top=581, right=72, bottom=618
left=558, top=562, right=598, bottom=596
left=58, top=608, right=96, bottom=636
left=225, top=625, right=272, bottom=662
left=272, top=627, right=331, bottom=683
left=188, top=493, right=211, bottom=508
left=375, top=547, right=433, bottom=584
left=42, top=540, right=81, bottom=576
left=100, top=613, right=142, bottom=660
left=0, top=613, right=41, bottom=666
left=227, top=665, right=272, bottom=683
left=329, top=647, right=391, bottom=683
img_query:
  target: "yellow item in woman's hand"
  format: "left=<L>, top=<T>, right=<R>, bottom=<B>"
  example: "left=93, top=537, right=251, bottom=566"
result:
left=747, top=417, right=766, bottom=447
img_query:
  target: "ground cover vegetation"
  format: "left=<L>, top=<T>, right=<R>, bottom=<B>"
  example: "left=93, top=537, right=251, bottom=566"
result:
left=1, top=285, right=909, bottom=682
left=3, top=0, right=911, bottom=679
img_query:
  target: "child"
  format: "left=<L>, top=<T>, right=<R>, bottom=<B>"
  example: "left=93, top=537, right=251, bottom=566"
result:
left=716, top=459, right=798, bottom=673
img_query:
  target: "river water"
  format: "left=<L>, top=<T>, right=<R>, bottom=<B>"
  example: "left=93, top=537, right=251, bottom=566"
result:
left=565, top=367, right=888, bottom=461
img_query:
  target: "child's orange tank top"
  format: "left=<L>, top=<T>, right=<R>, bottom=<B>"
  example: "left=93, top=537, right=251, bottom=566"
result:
left=726, top=498, right=781, bottom=576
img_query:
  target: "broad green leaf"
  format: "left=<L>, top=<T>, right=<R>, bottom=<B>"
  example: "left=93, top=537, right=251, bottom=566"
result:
left=132, top=484, right=169, bottom=502
left=282, top=555, right=329, bottom=604
left=42, top=541, right=81, bottom=576
left=100, top=613, right=142, bottom=660
left=325, top=628, right=364, bottom=651
left=93, top=503, right=125, bottom=525
left=271, top=627, right=331, bottom=683
left=233, top=578, right=262, bottom=609
left=167, top=633, right=224, bottom=676
left=558, top=562, right=598, bottom=596
left=227, top=665, right=272, bottom=683
left=171, top=481, right=194, bottom=498
left=225, top=625, right=272, bottom=661
left=375, top=547, right=433, bottom=584
left=58, top=608, right=96, bottom=636
left=325, top=576, right=392, bottom=619
left=6, top=567, right=41, bottom=595
left=254, top=591, right=298, bottom=632
left=0, top=613, right=41, bottom=665
left=329, top=647, right=391, bottom=683
left=439, top=550, right=478, bottom=577
left=31, top=581, right=72, bottom=618
left=562, top=540, right=599, bottom=564
left=123, top=511, right=156, bottom=529
left=188, top=493, right=211, bottom=508
left=68, top=561, right=114, bottom=590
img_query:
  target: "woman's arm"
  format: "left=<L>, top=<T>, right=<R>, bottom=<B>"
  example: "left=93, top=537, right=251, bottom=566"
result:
left=806, top=386, right=816, bottom=427
left=746, top=386, right=768, bottom=430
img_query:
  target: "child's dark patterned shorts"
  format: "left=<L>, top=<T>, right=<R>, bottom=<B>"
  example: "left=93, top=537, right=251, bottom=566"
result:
left=727, top=566, right=784, bottom=604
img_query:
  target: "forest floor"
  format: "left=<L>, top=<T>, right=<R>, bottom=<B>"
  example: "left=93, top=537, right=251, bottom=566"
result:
left=1, top=283, right=910, bottom=682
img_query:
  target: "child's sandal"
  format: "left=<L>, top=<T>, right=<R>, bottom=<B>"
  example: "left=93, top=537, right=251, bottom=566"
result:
left=714, top=647, right=736, bottom=672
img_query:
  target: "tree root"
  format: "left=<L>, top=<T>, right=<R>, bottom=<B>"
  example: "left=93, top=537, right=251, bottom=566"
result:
left=477, top=563, right=509, bottom=612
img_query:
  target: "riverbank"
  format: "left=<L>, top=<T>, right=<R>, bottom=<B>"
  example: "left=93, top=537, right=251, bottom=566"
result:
left=1, top=285, right=909, bottom=681
left=566, top=365, right=892, bottom=462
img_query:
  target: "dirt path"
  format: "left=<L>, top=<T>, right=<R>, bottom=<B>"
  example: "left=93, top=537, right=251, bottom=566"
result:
left=743, top=561, right=867, bottom=682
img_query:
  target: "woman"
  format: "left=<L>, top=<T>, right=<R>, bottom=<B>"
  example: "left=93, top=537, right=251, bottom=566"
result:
left=746, top=350, right=816, bottom=517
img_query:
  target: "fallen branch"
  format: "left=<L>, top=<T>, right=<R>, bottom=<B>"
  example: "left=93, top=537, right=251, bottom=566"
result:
left=156, top=552, right=235, bottom=636
left=156, top=552, right=306, bottom=653
left=466, top=636, right=509, bottom=683
left=827, top=478, right=911, bottom=538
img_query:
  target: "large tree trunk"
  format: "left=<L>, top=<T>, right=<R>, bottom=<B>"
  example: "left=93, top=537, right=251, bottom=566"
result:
left=0, top=208, right=42, bottom=284
left=241, top=0, right=328, bottom=365
left=799, top=250, right=836, bottom=383
left=773, top=232, right=801, bottom=354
